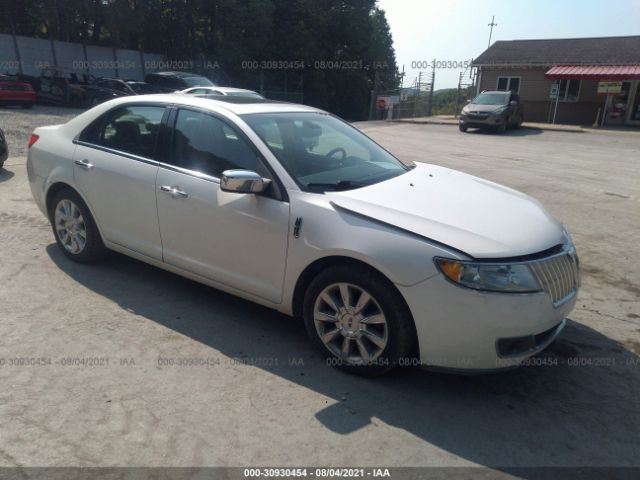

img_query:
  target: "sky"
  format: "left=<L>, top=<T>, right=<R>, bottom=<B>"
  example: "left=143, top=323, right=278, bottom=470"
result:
left=377, top=0, right=640, bottom=90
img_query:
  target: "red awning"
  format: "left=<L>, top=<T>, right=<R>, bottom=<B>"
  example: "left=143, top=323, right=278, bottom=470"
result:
left=545, top=65, right=640, bottom=80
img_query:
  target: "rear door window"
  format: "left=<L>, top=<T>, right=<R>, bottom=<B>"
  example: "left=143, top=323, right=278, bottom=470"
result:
left=80, top=105, right=165, bottom=159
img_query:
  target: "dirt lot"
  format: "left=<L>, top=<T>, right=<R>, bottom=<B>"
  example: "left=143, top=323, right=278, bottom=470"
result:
left=0, top=107, right=639, bottom=472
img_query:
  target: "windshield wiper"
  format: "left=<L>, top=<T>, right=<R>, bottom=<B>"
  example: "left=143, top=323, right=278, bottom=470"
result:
left=306, top=180, right=367, bottom=191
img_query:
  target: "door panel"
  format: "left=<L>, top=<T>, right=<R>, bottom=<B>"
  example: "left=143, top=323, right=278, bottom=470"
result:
left=606, top=82, right=631, bottom=126
left=156, top=167, right=290, bottom=303
left=629, top=82, right=640, bottom=124
left=73, top=145, right=162, bottom=259
left=72, top=104, right=166, bottom=260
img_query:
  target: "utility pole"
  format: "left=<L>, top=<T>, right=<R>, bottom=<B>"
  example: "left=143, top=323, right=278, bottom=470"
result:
left=455, top=71, right=463, bottom=118
left=370, top=70, right=381, bottom=120
left=414, top=72, right=422, bottom=118
left=398, top=64, right=405, bottom=119
left=488, top=16, right=497, bottom=48
left=427, top=60, right=435, bottom=116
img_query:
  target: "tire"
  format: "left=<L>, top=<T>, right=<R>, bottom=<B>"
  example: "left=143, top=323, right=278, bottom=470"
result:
left=515, top=114, right=523, bottom=129
left=496, top=121, right=507, bottom=133
left=48, top=188, right=107, bottom=263
left=0, top=161, right=4, bottom=170
left=303, top=264, right=417, bottom=376
left=459, top=123, right=468, bottom=132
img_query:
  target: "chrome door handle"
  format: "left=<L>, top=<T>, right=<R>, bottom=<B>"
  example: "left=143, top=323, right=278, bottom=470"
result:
left=160, top=185, right=188, bottom=198
left=74, top=159, right=93, bottom=169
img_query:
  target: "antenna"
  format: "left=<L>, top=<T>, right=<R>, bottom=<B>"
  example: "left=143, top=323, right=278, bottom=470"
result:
left=488, top=15, right=497, bottom=48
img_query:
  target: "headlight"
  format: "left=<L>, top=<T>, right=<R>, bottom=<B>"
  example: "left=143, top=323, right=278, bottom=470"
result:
left=435, top=258, right=541, bottom=293
left=561, top=224, right=580, bottom=273
left=561, top=224, right=574, bottom=249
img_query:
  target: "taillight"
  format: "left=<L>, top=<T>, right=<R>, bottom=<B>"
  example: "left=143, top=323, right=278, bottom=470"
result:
left=28, top=134, right=39, bottom=148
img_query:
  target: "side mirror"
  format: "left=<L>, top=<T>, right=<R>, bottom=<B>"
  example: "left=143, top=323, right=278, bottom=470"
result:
left=509, top=100, right=517, bottom=106
left=220, top=169, right=271, bottom=194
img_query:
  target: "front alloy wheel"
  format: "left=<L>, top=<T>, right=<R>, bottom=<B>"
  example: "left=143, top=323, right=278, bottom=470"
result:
left=303, top=264, right=417, bottom=376
left=313, top=282, right=388, bottom=365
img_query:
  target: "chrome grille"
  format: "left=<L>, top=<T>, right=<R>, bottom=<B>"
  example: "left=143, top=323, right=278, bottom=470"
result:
left=529, top=252, right=579, bottom=306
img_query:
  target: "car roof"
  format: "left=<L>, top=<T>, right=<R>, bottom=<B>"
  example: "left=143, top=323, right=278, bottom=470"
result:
left=148, top=71, right=206, bottom=78
left=189, top=86, right=258, bottom=94
left=103, top=93, right=324, bottom=115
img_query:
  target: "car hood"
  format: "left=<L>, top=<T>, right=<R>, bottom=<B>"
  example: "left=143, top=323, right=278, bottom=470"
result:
left=464, top=103, right=507, bottom=113
left=327, top=163, right=564, bottom=259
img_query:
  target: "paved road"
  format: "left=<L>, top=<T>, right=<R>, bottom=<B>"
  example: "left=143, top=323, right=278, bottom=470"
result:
left=0, top=114, right=639, bottom=471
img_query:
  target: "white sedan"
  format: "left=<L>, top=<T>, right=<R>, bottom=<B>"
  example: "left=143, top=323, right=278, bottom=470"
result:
left=27, top=94, right=579, bottom=375
left=176, top=86, right=264, bottom=99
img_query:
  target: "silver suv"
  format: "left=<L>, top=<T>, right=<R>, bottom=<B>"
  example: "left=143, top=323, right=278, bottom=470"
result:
left=459, top=91, right=524, bottom=133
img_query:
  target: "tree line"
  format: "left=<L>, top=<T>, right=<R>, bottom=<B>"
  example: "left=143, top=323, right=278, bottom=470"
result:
left=2, top=0, right=399, bottom=119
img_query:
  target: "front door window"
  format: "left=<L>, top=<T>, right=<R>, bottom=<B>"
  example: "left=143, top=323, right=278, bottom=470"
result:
left=170, top=109, right=261, bottom=177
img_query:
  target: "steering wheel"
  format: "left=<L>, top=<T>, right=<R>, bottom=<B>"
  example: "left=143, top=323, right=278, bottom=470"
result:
left=325, top=147, right=347, bottom=162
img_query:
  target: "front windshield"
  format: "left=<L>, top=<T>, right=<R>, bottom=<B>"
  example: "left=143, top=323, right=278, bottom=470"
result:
left=183, top=76, right=214, bottom=87
left=243, top=112, right=408, bottom=192
left=471, top=93, right=509, bottom=105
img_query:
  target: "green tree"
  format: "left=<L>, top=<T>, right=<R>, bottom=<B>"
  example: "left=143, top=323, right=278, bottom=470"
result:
left=2, top=0, right=398, bottom=119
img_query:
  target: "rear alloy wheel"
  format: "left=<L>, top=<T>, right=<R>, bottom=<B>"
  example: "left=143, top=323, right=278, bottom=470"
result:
left=303, top=265, right=417, bottom=376
left=54, top=199, right=87, bottom=255
left=49, top=189, right=107, bottom=262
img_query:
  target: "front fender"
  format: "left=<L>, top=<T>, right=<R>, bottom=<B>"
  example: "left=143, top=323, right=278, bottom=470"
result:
left=280, top=191, right=466, bottom=314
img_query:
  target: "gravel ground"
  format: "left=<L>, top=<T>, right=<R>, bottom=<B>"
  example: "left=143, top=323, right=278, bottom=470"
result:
left=0, top=105, right=81, bottom=159
left=0, top=109, right=639, bottom=472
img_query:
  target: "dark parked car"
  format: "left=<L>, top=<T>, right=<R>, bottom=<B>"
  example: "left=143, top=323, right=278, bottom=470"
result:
left=38, top=67, right=119, bottom=108
left=144, top=71, right=215, bottom=92
left=459, top=90, right=524, bottom=133
left=93, top=78, right=163, bottom=97
left=0, top=127, right=7, bottom=169
left=0, top=79, right=37, bottom=108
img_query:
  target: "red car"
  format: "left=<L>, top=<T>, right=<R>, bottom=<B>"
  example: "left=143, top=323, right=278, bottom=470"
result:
left=0, top=80, right=36, bottom=109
